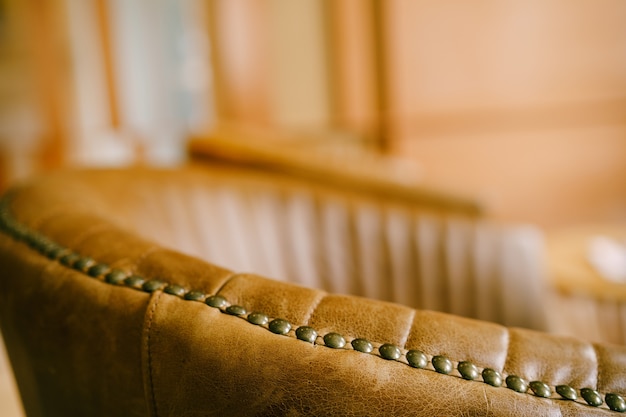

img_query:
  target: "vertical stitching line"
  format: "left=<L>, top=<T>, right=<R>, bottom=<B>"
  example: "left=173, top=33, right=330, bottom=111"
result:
left=591, top=342, right=601, bottom=391
left=301, top=292, right=328, bottom=326
left=399, top=309, right=416, bottom=349
left=501, top=327, right=512, bottom=374
left=213, top=272, right=241, bottom=295
left=130, top=246, right=161, bottom=273
left=146, top=291, right=162, bottom=417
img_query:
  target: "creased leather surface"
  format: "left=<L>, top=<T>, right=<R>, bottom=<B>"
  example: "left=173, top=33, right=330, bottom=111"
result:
left=0, top=233, right=150, bottom=416
left=0, top=167, right=624, bottom=416
left=145, top=294, right=618, bottom=417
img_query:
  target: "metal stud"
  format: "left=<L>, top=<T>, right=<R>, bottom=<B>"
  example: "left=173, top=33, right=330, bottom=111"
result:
left=581, top=388, right=603, bottom=407
left=45, top=245, right=66, bottom=259
left=606, top=393, right=626, bottom=412
left=205, top=295, right=227, bottom=308
left=73, top=257, right=95, bottom=272
left=406, top=350, right=428, bottom=369
left=295, top=326, right=317, bottom=343
left=105, top=270, right=127, bottom=284
left=529, top=381, right=551, bottom=398
left=164, top=284, right=186, bottom=297
left=482, top=369, right=502, bottom=387
left=351, top=338, right=373, bottom=353
left=505, top=375, right=528, bottom=393
left=87, top=264, right=110, bottom=277
left=247, top=312, right=269, bottom=326
left=142, top=280, right=166, bottom=293
left=60, top=253, right=80, bottom=267
left=39, top=240, right=56, bottom=254
left=323, top=333, right=346, bottom=349
left=184, top=291, right=205, bottom=301
left=457, top=361, right=479, bottom=380
left=225, top=305, right=246, bottom=316
left=432, top=355, right=453, bottom=374
left=555, top=385, right=577, bottom=401
left=379, top=344, right=402, bottom=360
left=268, top=318, right=291, bottom=335
left=124, top=275, right=145, bottom=288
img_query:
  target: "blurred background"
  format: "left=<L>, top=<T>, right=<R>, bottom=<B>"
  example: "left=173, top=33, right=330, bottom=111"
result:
left=1, top=0, right=626, bottom=230
left=0, top=1, right=626, bottom=415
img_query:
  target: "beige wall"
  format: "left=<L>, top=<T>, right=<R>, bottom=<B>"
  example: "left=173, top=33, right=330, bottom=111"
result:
left=383, top=0, right=626, bottom=229
left=395, top=128, right=626, bottom=229
left=383, top=0, right=626, bottom=117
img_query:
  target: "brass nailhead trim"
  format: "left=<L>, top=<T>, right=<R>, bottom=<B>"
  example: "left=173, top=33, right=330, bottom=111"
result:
left=268, top=318, right=291, bottom=335
left=323, top=333, right=346, bottom=349
left=458, top=361, right=479, bottom=381
left=105, top=270, right=127, bottom=285
left=1, top=194, right=625, bottom=413
left=482, top=368, right=502, bottom=387
left=506, top=375, right=528, bottom=393
left=73, top=257, right=95, bottom=272
left=432, top=355, right=453, bottom=374
left=184, top=291, right=206, bottom=301
left=351, top=338, right=373, bottom=353
left=582, top=388, right=604, bottom=407
left=529, top=381, right=551, bottom=398
left=205, top=295, right=227, bottom=308
left=295, top=326, right=317, bottom=343
left=142, top=280, right=166, bottom=293
left=87, top=264, right=110, bottom=278
left=60, top=253, right=80, bottom=267
left=406, top=350, right=428, bottom=369
left=124, top=275, right=145, bottom=288
left=225, top=305, right=246, bottom=316
left=247, top=312, right=269, bottom=326
left=379, top=344, right=402, bottom=360
left=556, top=384, right=578, bottom=401
left=607, top=393, right=626, bottom=412
left=164, top=284, right=186, bottom=297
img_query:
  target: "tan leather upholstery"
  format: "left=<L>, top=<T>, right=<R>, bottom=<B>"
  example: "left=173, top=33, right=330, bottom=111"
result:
left=1, top=166, right=625, bottom=416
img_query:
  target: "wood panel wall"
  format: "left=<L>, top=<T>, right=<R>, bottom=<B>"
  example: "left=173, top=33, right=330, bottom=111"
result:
left=381, top=0, right=626, bottom=228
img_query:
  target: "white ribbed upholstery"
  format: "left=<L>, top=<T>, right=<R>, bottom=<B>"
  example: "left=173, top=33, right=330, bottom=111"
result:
left=124, top=168, right=546, bottom=330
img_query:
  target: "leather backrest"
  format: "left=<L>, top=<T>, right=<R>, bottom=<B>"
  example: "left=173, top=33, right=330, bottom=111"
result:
left=1, top=166, right=606, bottom=416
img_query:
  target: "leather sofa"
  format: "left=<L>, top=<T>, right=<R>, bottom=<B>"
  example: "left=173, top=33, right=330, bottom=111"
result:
left=1, top=165, right=625, bottom=416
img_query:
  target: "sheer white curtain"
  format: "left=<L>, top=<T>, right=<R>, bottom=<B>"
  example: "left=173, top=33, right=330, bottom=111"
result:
left=70, top=0, right=214, bottom=166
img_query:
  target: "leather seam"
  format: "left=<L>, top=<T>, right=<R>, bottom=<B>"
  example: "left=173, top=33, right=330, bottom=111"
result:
left=0, top=194, right=623, bottom=413
left=591, top=342, right=601, bottom=391
left=146, top=291, right=162, bottom=417
left=399, top=309, right=416, bottom=350
left=131, top=246, right=162, bottom=274
left=501, top=327, right=512, bottom=374
left=300, top=291, right=328, bottom=326
left=213, top=272, right=242, bottom=296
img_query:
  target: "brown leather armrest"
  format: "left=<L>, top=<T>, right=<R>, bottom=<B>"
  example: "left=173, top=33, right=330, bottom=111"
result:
left=0, top=168, right=624, bottom=416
